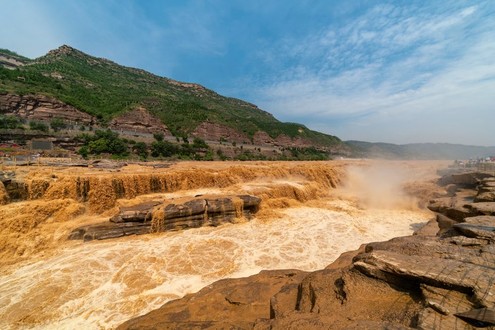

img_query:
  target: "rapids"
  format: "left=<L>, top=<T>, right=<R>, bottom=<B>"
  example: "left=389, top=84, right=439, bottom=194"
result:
left=0, top=160, right=445, bottom=329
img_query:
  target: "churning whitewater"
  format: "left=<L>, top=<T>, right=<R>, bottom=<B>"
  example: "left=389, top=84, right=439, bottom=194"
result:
left=0, top=161, right=442, bottom=329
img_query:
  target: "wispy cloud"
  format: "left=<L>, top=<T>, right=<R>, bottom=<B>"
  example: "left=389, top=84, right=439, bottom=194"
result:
left=250, top=2, right=495, bottom=144
left=2, top=0, right=493, bottom=145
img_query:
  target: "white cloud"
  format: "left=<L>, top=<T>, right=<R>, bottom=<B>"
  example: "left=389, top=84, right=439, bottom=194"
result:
left=251, top=3, right=495, bottom=145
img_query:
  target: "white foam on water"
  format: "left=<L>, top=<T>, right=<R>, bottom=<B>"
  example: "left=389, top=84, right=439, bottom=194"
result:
left=0, top=198, right=431, bottom=330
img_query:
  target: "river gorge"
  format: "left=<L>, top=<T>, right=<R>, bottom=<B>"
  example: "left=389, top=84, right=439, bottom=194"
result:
left=0, top=160, right=446, bottom=329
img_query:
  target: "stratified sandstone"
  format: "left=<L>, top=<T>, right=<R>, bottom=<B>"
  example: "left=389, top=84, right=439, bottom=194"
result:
left=69, top=195, right=261, bottom=241
left=118, top=270, right=308, bottom=330
left=0, top=93, right=96, bottom=125
left=108, top=107, right=171, bottom=135
left=192, top=121, right=319, bottom=148
left=192, top=121, right=252, bottom=144
left=475, top=178, right=495, bottom=202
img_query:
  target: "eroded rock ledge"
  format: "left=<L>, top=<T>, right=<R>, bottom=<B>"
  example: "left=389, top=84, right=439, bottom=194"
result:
left=69, top=195, right=260, bottom=241
left=118, top=170, right=495, bottom=330
left=0, top=93, right=96, bottom=124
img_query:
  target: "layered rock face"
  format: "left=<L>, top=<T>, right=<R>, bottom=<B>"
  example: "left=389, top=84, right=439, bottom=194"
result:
left=69, top=195, right=261, bottom=241
left=192, top=121, right=252, bottom=144
left=251, top=131, right=313, bottom=148
left=0, top=54, right=26, bottom=69
left=108, top=107, right=171, bottom=135
left=0, top=93, right=96, bottom=124
left=192, top=121, right=316, bottom=147
left=475, top=177, right=495, bottom=202
left=119, top=170, right=495, bottom=329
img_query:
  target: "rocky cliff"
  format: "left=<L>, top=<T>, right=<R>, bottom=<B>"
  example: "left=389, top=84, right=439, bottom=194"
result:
left=0, top=55, right=26, bottom=69
left=0, top=93, right=96, bottom=125
left=109, top=107, right=171, bottom=135
left=119, top=168, right=495, bottom=329
left=192, top=121, right=316, bottom=148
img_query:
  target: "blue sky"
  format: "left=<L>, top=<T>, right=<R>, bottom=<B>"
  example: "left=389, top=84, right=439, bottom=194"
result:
left=1, top=0, right=494, bottom=145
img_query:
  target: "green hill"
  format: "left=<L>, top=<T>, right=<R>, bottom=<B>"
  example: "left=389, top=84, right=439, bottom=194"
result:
left=347, top=140, right=495, bottom=159
left=0, top=45, right=341, bottom=148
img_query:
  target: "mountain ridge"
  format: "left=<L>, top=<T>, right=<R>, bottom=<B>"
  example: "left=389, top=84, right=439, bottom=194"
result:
left=347, top=140, right=495, bottom=159
left=0, top=45, right=343, bottom=152
left=1, top=45, right=493, bottom=160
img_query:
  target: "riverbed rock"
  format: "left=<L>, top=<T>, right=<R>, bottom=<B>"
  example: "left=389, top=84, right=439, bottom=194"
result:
left=467, top=202, right=495, bottom=215
left=117, top=269, right=308, bottom=330
left=109, top=201, right=161, bottom=223
left=438, top=171, right=494, bottom=187
left=90, top=159, right=127, bottom=169
left=2, top=179, right=28, bottom=201
left=151, top=195, right=260, bottom=231
left=476, top=179, right=495, bottom=202
left=69, top=194, right=261, bottom=241
left=476, top=191, right=495, bottom=202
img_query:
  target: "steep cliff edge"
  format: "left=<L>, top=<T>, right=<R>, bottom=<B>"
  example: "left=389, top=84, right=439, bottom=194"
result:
left=118, top=169, right=495, bottom=330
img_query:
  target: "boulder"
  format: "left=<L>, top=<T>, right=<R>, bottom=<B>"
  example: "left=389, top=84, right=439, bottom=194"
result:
left=69, top=195, right=261, bottom=241
left=438, top=172, right=494, bottom=187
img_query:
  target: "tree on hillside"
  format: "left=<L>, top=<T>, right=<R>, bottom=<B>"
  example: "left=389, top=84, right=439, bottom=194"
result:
left=133, top=141, right=148, bottom=159
left=0, top=115, right=23, bottom=129
left=29, top=121, right=48, bottom=132
left=153, top=132, right=164, bottom=142
left=151, top=140, right=177, bottom=157
left=192, top=137, right=208, bottom=149
left=50, top=118, right=67, bottom=132
left=77, top=129, right=128, bottom=156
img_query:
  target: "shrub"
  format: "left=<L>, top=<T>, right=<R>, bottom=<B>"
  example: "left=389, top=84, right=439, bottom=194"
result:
left=29, top=121, right=49, bottom=132
left=50, top=118, right=67, bottom=132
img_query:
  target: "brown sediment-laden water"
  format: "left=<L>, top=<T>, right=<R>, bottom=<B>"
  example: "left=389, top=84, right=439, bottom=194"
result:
left=0, top=160, right=447, bottom=329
